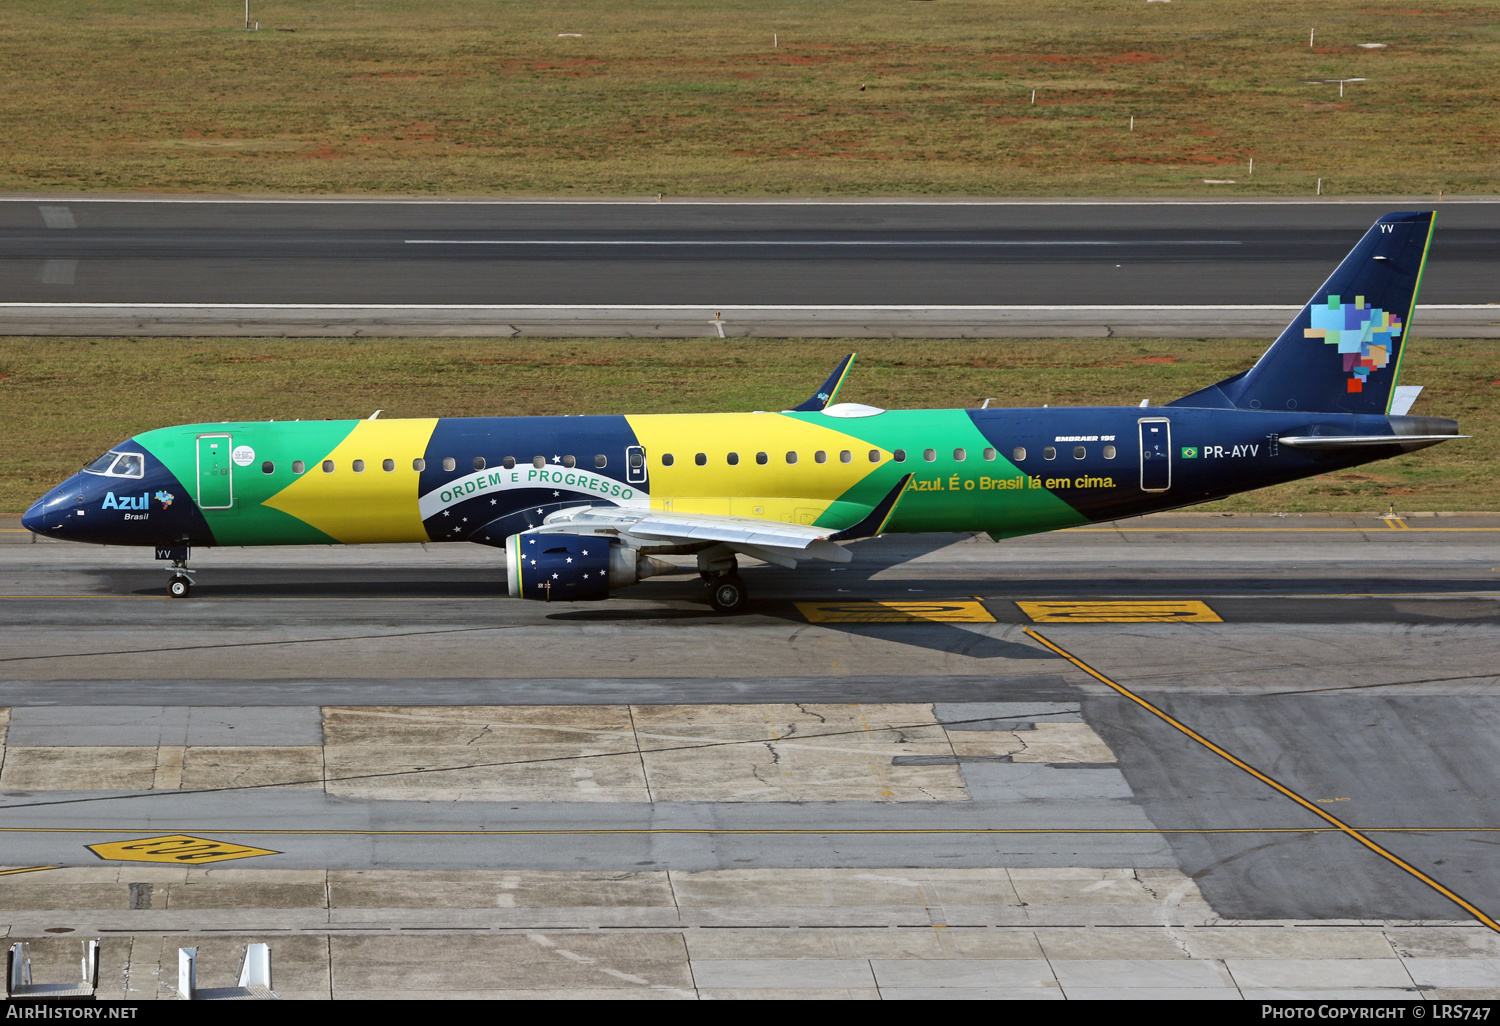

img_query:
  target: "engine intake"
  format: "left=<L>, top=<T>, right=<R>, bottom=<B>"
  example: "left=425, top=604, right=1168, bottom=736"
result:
left=506, top=531, right=669, bottom=601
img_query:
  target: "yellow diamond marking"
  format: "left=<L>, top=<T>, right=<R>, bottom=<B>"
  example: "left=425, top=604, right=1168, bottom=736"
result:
left=1016, top=600, right=1222, bottom=623
left=797, top=600, right=995, bottom=623
left=87, top=834, right=280, bottom=865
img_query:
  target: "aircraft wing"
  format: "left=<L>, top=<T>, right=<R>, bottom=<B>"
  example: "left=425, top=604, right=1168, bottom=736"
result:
left=532, top=473, right=912, bottom=569
left=541, top=505, right=851, bottom=567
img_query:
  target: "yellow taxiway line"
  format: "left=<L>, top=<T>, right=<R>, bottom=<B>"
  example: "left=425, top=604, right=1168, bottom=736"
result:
left=1024, top=626, right=1500, bottom=935
left=1, top=827, right=1497, bottom=837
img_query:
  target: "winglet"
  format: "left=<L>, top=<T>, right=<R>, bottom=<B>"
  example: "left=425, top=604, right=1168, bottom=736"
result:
left=831, top=473, right=911, bottom=541
left=791, top=353, right=856, bottom=412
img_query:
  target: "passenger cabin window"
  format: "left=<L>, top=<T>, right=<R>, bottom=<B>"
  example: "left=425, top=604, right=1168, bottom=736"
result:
left=594, top=454, right=607, bottom=469
left=815, top=451, right=827, bottom=464
left=894, top=449, right=907, bottom=463
left=869, top=450, right=880, bottom=463
left=923, top=449, right=937, bottom=462
left=411, top=458, right=425, bottom=472
left=983, top=448, right=997, bottom=461
left=533, top=456, right=547, bottom=469
left=473, top=457, right=486, bottom=471
left=695, top=453, right=707, bottom=466
left=562, top=455, right=576, bottom=469
left=1103, top=445, right=1117, bottom=459
left=840, top=450, right=852, bottom=464
left=785, top=451, right=797, bottom=465
left=442, top=457, right=456, bottom=472
left=1073, top=446, right=1086, bottom=460
left=755, top=452, right=768, bottom=465
left=1043, top=447, right=1057, bottom=461
left=628, top=452, right=644, bottom=469
left=261, top=461, right=274, bottom=475
left=503, top=456, right=516, bottom=470
left=293, top=460, right=306, bottom=474
left=727, top=452, right=740, bottom=466
left=323, top=460, right=335, bottom=473
left=662, top=454, right=675, bottom=467
left=383, top=459, right=395, bottom=472
left=953, top=448, right=966, bottom=462
left=353, top=459, right=365, bottom=473
left=1012, top=447, right=1026, bottom=462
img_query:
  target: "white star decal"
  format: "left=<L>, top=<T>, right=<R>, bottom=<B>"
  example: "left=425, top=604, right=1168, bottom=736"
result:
left=442, top=510, right=449, bottom=517
left=490, top=499, right=496, bottom=505
left=552, top=491, right=560, bottom=497
left=462, top=517, right=468, bottom=522
left=581, top=549, right=589, bottom=556
left=551, top=573, right=559, bottom=579
left=552, top=455, right=560, bottom=463
left=565, top=557, right=573, bottom=563
left=536, top=508, right=543, bottom=514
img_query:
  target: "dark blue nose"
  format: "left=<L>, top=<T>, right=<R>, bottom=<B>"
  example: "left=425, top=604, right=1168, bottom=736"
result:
left=24, top=476, right=90, bottom=537
left=21, top=499, right=47, bottom=534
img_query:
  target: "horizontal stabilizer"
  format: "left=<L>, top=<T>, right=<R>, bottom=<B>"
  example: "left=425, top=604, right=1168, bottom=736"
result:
left=1279, top=434, right=1466, bottom=450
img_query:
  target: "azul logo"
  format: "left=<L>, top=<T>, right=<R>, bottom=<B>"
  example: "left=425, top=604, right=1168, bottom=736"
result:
left=1304, top=294, right=1402, bottom=395
left=102, top=492, right=150, bottom=510
left=154, top=491, right=175, bottom=509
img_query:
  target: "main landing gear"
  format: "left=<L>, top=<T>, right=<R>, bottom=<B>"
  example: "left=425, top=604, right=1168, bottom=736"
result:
left=704, top=572, right=747, bottom=614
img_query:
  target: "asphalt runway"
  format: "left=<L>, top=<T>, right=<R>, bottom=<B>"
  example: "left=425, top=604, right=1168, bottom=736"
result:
left=1, top=199, right=1497, bottom=305
left=2, top=513, right=1499, bottom=997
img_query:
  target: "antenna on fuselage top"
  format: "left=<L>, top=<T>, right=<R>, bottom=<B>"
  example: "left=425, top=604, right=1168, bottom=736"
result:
left=369, top=410, right=383, bottom=420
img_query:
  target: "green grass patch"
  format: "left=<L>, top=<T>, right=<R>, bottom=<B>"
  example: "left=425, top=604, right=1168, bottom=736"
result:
left=0, top=336, right=1491, bottom=514
left=1, top=1, right=1496, bottom=196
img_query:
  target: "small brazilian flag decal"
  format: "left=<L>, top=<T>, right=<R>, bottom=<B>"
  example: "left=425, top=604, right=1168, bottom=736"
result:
left=1181, top=447, right=1199, bottom=458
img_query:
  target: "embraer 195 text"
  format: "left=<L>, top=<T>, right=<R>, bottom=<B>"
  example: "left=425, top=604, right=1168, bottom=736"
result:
left=23, top=213, right=1463, bottom=613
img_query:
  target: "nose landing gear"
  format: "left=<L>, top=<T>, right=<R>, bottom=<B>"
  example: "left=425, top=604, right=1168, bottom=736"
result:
left=156, top=545, right=195, bottom=599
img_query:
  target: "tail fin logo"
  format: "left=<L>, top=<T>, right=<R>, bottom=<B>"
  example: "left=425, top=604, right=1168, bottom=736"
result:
left=1304, top=294, right=1402, bottom=395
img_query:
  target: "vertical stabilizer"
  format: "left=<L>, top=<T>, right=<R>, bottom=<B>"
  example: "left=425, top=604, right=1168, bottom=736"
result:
left=1170, top=212, right=1434, bottom=414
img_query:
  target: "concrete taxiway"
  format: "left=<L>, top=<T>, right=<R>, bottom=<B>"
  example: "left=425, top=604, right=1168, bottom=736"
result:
left=1, top=198, right=1496, bottom=336
left=1, top=512, right=1498, bottom=998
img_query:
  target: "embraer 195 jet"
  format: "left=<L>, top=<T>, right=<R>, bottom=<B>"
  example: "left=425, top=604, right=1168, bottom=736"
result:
left=24, top=212, right=1462, bottom=612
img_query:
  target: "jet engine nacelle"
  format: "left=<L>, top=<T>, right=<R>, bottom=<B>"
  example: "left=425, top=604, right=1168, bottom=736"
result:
left=505, top=531, right=669, bottom=602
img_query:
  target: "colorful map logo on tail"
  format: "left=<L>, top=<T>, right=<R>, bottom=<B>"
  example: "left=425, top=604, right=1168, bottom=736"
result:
left=1304, top=294, right=1402, bottom=394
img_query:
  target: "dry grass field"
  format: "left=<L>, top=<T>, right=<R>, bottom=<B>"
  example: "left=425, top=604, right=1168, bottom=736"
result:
left=0, top=336, right=1490, bottom=514
left=1, top=1, right=1497, bottom=196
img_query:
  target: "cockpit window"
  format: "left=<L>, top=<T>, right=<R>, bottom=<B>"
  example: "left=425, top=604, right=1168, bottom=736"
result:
left=83, top=451, right=144, bottom=478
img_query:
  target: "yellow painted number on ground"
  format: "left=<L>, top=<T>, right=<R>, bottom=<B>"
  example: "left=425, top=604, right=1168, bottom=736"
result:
left=797, top=600, right=995, bottom=623
left=86, top=834, right=280, bottom=864
left=1016, top=600, right=1223, bottom=623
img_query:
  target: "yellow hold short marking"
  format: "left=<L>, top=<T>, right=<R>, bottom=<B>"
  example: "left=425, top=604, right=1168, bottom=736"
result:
left=86, top=834, right=279, bottom=865
left=798, top=600, right=995, bottom=623
left=1017, top=600, right=1222, bottom=623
